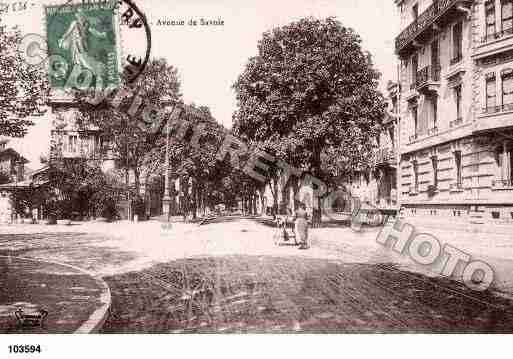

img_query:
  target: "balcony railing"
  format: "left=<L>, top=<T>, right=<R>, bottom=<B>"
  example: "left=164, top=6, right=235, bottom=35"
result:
left=449, top=117, right=463, bottom=127
left=492, top=179, right=513, bottom=188
left=416, top=65, right=441, bottom=89
left=481, top=26, right=513, bottom=44
left=450, top=54, right=463, bottom=65
left=395, top=0, right=471, bottom=53
left=450, top=182, right=463, bottom=191
left=482, top=102, right=513, bottom=114
left=409, top=134, right=418, bottom=143
left=427, top=126, right=439, bottom=136
left=373, top=147, right=397, bottom=166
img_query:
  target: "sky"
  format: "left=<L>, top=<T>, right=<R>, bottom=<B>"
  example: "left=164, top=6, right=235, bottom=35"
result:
left=1, top=0, right=399, bottom=168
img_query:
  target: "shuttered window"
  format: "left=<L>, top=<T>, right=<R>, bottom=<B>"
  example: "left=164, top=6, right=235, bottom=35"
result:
left=452, top=22, right=463, bottom=62
left=502, top=70, right=513, bottom=106
left=486, top=1, right=496, bottom=38
left=486, top=74, right=497, bottom=109
left=502, top=0, right=513, bottom=32
left=455, top=85, right=462, bottom=119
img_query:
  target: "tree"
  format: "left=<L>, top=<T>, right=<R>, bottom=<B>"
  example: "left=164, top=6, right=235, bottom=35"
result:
left=144, top=104, right=229, bottom=219
left=0, top=170, right=10, bottom=185
left=233, top=17, right=386, bottom=224
left=0, top=24, right=47, bottom=137
left=78, top=58, right=182, bottom=195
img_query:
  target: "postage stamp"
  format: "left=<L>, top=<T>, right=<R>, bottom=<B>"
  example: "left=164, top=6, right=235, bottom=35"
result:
left=45, top=1, right=120, bottom=89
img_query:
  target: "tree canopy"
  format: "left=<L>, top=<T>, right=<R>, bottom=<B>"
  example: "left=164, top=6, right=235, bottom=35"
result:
left=0, top=24, right=47, bottom=137
left=233, top=17, right=386, bottom=184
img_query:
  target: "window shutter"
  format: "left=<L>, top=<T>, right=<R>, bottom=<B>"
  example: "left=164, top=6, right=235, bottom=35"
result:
left=486, top=75, right=497, bottom=109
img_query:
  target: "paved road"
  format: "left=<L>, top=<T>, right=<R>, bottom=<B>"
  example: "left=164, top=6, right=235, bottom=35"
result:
left=0, top=219, right=512, bottom=333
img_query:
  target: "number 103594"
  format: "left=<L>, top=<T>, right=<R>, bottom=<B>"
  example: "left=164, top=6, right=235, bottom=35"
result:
left=8, top=345, right=41, bottom=354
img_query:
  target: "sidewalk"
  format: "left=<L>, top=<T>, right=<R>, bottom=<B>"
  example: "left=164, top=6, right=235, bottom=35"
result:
left=0, top=256, right=110, bottom=333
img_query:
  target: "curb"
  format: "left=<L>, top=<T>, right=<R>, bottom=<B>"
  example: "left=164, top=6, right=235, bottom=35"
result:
left=0, top=255, right=111, bottom=334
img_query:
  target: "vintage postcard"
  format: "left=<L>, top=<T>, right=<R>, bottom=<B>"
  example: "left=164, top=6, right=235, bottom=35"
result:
left=0, top=0, right=511, bottom=357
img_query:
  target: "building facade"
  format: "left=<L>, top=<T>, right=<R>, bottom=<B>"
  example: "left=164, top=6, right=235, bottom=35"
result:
left=395, top=0, right=513, bottom=222
left=345, top=81, right=401, bottom=215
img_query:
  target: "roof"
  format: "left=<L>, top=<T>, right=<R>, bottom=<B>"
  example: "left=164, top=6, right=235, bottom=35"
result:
left=0, top=148, right=29, bottom=164
left=0, top=179, right=49, bottom=190
left=26, top=165, right=50, bottom=177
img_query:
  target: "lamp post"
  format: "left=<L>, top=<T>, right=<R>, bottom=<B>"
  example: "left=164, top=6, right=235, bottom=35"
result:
left=162, top=98, right=182, bottom=221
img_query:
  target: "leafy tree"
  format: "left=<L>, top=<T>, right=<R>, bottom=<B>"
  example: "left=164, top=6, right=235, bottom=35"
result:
left=144, top=104, right=229, bottom=219
left=0, top=24, right=47, bottom=137
left=0, top=170, right=10, bottom=185
left=233, top=17, right=386, bottom=223
left=78, top=58, right=182, bottom=195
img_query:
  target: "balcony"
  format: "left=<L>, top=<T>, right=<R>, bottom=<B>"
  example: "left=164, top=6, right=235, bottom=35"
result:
left=413, top=65, right=441, bottom=93
left=395, top=0, right=473, bottom=55
left=482, top=103, right=513, bottom=115
left=481, top=27, right=513, bottom=44
left=427, top=126, right=439, bottom=136
left=373, top=147, right=397, bottom=166
left=450, top=182, right=464, bottom=192
left=450, top=54, right=463, bottom=65
left=474, top=26, right=513, bottom=60
left=492, top=179, right=513, bottom=189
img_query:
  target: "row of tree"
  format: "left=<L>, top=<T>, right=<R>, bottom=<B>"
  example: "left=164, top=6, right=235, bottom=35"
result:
left=1, top=17, right=386, bottom=222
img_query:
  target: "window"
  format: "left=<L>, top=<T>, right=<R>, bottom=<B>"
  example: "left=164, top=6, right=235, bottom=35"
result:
left=68, top=135, right=77, bottom=153
left=452, top=22, right=463, bottom=63
left=486, top=0, right=496, bottom=39
left=502, top=0, right=513, bottom=33
left=412, top=3, right=419, bottom=22
left=411, top=53, right=418, bottom=87
left=413, top=160, right=419, bottom=193
left=502, top=70, right=513, bottom=108
left=486, top=74, right=497, bottom=110
left=454, top=151, right=462, bottom=187
left=413, top=106, right=419, bottom=137
left=432, top=156, right=438, bottom=188
left=432, top=95, right=438, bottom=129
left=455, top=85, right=462, bottom=120
left=431, top=39, right=440, bottom=68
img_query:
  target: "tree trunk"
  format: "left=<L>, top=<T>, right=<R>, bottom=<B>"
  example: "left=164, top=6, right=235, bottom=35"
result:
left=271, top=177, right=278, bottom=218
left=252, top=192, right=257, bottom=215
left=192, top=179, right=197, bottom=220
left=312, top=147, right=322, bottom=227
left=258, top=188, right=265, bottom=216
left=134, top=168, right=141, bottom=196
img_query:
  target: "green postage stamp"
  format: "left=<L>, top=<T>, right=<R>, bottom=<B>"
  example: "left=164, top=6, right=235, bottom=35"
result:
left=45, top=1, right=120, bottom=89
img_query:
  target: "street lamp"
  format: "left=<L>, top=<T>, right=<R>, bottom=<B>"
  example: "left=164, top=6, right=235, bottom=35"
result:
left=161, top=97, right=182, bottom=221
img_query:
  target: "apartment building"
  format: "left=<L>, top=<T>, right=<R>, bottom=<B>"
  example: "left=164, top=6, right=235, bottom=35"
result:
left=395, top=0, right=513, bottom=222
left=347, top=82, right=400, bottom=215
left=49, top=94, right=115, bottom=171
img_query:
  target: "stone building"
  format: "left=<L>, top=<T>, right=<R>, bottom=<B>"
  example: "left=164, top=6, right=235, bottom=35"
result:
left=345, top=81, right=401, bottom=215
left=394, top=0, right=513, bottom=222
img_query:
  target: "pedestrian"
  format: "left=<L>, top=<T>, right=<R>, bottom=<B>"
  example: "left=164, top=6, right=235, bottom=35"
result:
left=294, top=203, right=309, bottom=250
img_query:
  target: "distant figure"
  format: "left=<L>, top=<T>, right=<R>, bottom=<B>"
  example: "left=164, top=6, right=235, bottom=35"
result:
left=294, top=203, right=309, bottom=249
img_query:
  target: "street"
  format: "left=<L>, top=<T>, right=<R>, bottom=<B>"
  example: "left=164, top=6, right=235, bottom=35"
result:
left=1, top=219, right=513, bottom=333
